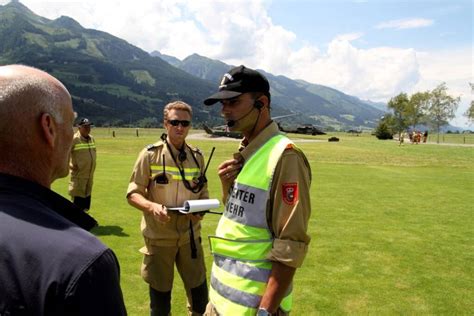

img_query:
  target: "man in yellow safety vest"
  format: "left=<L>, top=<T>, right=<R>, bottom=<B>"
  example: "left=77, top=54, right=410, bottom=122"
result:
left=203, top=65, right=312, bottom=316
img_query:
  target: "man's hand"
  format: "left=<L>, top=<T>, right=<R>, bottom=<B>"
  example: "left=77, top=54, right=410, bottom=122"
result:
left=150, top=203, right=171, bottom=223
left=218, top=158, right=243, bottom=202
left=259, top=262, right=296, bottom=313
left=127, top=193, right=171, bottom=223
left=218, top=158, right=242, bottom=184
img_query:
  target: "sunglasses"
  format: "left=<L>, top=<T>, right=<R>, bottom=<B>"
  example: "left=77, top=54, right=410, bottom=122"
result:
left=168, top=119, right=191, bottom=127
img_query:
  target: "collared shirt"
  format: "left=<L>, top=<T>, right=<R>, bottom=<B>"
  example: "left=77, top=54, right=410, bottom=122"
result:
left=127, top=139, right=209, bottom=247
left=234, top=121, right=312, bottom=268
left=0, top=172, right=126, bottom=316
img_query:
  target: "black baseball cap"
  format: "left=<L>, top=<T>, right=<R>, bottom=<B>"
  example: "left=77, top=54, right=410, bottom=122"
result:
left=78, top=118, right=93, bottom=126
left=204, top=65, right=270, bottom=105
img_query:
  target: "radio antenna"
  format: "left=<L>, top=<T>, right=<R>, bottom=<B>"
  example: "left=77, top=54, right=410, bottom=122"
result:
left=203, top=147, right=215, bottom=175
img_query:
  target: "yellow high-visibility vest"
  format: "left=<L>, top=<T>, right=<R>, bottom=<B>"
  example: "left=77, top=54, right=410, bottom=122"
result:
left=209, top=134, right=294, bottom=315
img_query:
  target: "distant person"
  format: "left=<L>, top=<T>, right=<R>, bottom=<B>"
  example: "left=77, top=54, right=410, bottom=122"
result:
left=415, top=131, right=421, bottom=144
left=127, top=101, right=209, bottom=316
left=0, top=65, right=126, bottom=315
left=423, top=130, right=428, bottom=143
left=203, top=65, right=312, bottom=315
left=399, top=131, right=405, bottom=146
left=69, top=117, right=97, bottom=215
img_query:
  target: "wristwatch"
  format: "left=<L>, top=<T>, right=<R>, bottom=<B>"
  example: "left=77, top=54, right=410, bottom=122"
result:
left=257, top=307, right=272, bottom=316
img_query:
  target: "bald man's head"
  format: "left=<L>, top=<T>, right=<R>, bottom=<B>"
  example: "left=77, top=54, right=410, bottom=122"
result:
left=0, top=65, right=69, bottom=124
left=0, top=65, right=75, bottom=187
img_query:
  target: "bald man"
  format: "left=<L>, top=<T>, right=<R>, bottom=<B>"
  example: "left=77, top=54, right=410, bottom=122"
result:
left=0, top=65, right=126, bottom=316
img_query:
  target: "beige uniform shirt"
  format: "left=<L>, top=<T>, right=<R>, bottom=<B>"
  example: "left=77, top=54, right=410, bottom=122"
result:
left=232, top=121, right=312, bottom=268
left=127, top=140, right=209, bottom=247
left=69, top=131, right=96, bottom=197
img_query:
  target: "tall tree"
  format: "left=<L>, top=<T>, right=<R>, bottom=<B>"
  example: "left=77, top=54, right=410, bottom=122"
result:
left=387, top=92, right=410, bottom=141
left=375, top=114, right=395, bottom=140
left=408, top=91, right=430, bottom=129
left=426, top=83, right=460, bottom=143
left=465, top=83, right=474, bottom=123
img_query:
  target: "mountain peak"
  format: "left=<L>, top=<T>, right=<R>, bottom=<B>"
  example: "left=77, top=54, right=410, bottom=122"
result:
left=4, top=0, right=32, bottom=13
left=150, top=51, right=182, bottom=67
left=183, top=53, right=211, bottom=63
left=51, top=15, right=83, bottom=30
left=1, top=0, right=49, bottom=24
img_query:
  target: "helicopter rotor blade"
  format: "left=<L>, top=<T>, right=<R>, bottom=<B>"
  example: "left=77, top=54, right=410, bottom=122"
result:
left=272, top=113, right=298, bottom=120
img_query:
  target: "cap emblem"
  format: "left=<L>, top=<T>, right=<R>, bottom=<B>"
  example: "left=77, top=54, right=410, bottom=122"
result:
left=219, top=73, right=234, bottom=88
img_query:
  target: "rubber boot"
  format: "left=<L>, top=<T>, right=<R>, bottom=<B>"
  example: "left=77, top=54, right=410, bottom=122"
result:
left=149, top=286, right=171, bottom=316
left=189, top=280, right=208, bottom=315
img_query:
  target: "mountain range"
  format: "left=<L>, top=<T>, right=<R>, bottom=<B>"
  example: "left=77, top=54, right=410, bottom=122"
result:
left=1, top=1, right=385, bottom=130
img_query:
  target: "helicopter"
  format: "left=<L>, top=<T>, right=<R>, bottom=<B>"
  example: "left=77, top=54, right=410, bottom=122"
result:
left=202, top=114, right=297, bottom=139
left=202, top=114, right=325, bottom=138
left=202, top=124, right=242, bottom=139
left=277, top=123, right=326, bottom=135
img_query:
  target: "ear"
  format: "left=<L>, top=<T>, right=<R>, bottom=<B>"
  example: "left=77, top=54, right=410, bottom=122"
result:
left=260, top=95, right=270, bottom=110
left=254, top=100, right=263, bottom=110
left=40, top=113, right=56, bottom=148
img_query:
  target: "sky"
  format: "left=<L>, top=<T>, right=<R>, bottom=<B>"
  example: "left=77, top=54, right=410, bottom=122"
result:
left=2, top=0, right=472, bottom=128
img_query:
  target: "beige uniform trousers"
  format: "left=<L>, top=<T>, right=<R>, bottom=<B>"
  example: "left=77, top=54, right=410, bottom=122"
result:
left=141, top=239, right=207, bottom=313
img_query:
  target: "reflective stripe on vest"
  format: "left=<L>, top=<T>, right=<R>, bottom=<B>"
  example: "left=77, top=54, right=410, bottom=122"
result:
left=208, top=235, right=272, bottom=262
left=213, top=254, right=271, bottom=282
left=72, top=142, right=96, bottom=151
left=209, top=134, right=294, bottom=315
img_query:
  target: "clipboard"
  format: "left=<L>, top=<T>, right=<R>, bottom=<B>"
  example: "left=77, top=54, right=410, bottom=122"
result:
left=167, top=199, right=221, bottom=214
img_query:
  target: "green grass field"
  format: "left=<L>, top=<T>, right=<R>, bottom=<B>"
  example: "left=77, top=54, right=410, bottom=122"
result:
left=52, top=128, right=474, bottom=315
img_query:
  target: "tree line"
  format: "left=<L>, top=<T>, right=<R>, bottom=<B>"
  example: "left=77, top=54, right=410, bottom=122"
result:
left=375, top=82, right=468, bottom=143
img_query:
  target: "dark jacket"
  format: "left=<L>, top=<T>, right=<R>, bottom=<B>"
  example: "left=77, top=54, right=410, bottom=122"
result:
left=0, top=173, right=126, bottom=316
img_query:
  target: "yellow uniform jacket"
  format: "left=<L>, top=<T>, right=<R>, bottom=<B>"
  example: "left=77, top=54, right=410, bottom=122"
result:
left=69, top=131, right=97, bottom=198
left=127, top=139, right=209, bottom=247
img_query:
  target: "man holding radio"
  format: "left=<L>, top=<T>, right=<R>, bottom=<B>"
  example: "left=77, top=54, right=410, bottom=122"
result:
left=127, top=101, right=209, bottom=316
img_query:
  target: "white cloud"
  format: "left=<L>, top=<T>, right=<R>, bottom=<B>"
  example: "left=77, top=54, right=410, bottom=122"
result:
left=376, top=18, right=434, bottom=30
left=334, top=32, right=364, bottom=42
left=413, top=47, right=473, bottom=128
left=283, top=37, right=421, bottom=102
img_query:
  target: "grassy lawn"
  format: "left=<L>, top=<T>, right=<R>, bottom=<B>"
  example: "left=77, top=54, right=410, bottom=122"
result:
left=52, top=128, right=473, bottom=315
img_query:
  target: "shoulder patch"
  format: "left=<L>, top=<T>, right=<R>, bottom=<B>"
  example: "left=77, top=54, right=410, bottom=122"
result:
left=282, top=182, right=298, bottom=205
left=146, top=142, right=163, bottom=151
left=188, top=145, right=203, bottom=155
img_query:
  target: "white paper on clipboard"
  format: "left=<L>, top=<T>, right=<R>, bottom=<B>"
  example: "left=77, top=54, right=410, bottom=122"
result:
left=166, top=199, right=220, bottom=214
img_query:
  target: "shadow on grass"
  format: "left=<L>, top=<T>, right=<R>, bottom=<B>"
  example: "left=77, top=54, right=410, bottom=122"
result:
left=92, top=225, right=129, bottom=237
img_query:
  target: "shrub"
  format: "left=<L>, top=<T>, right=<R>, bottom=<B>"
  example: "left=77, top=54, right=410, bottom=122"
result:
left=375, top=121, right=393, bottom=140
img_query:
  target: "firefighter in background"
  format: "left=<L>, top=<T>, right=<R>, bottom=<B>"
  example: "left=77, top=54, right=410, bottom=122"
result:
left=69, top=118, right=97, bottom=214
left=127, top=101, right=209, bottom=316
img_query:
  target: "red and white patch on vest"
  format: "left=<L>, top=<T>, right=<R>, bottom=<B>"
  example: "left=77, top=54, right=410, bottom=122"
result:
left=282, top=183, right=298, bottom=205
